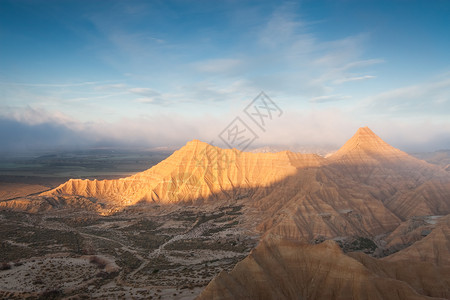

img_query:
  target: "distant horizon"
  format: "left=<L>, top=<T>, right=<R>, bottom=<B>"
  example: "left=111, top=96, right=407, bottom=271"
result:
left=1, top=129, right=449, bottom=156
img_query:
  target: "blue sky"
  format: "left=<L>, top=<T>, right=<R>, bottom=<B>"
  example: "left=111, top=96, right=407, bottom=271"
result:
left=1, top=0, right=449, bottom=152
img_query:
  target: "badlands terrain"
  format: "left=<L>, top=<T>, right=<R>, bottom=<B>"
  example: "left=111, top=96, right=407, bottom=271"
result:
left=0, top=127, right=449, bottom=299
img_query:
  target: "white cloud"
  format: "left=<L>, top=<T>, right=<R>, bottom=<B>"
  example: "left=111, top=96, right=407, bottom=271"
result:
left=193, top=58, right=243, bottom=74
left=333, top=75, right=376, bottom=84
left=259, top=5, right=303, bottom=47
left=77, top=2, right=382, bottom=107
left=135, top=97, right=154, bottom=104
left=363, top=77, right=450, bottom=115
left=95, top=83, right=127, bottom=90
left=0, top=80, right=110, bottom=88
left=311, top=52, right=382, bottom=88
left=1, top=104, right=449, bottom=152
left=67, top=93, right=128, bottom=103
left=309, top=94, right=351, bottom=103
left=129, top=88, right=161, bottom=97
left=7, top=107, right=69, bottom=125
left=342, top=59, right=385, bottom=70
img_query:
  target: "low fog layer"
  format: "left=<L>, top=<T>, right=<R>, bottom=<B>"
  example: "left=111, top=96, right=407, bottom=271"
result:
left=1, top=108, right=449, bottom=153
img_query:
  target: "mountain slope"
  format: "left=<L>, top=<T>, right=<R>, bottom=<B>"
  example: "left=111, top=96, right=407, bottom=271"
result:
left=41, top=140, right=322, bottom=206
left=197, top=238, right=443, bottom=300
left=327, top=127, right=450, bottom=220
left=198, top=215, right=450, bottom=300
left=383, top=214, right=450, bottom=265
left=330, top=127, right=409, bottom=162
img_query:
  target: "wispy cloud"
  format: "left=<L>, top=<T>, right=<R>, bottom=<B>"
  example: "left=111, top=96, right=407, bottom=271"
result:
left=309, top=94, right=351, bottom=103
left=3, top=105, right=449, bottom=152
left=61, top=2, right=383, bottom=108
left=129, top=88, right=161, bottom=97
left=66, top=93, right=128, bottom=103
left=95, top=83, right=127, bottom=90
left=313, top=58, right=382, bottom=87
left=333, top=75, right=376, bottom=84
left=259, top=3, right=303, bottom=48
left=364, top=76, right=450, bottom=115
left=0, top=80, right=111, bottom=87
left=2, top=106, right=75, bottom=126
left=180, top=4, right=382, bottom=105
left=129, top=87, right=172, bottom=105
left=342, top=59, right=385, bottom=70
left=193, top=58, right=243, bottom=74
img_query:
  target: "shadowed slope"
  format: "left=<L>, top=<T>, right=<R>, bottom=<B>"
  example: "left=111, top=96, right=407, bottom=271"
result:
left=330, top=127, right=408, bottom=162
left=197, top=206, right=450, bottom=299
left=383, top=215, right=450, bottom=265
left=197, top=238, right=442, bottom=300
left=350, top=253, right=450, bottom=299
left=327, top=127, right=450, bottom=219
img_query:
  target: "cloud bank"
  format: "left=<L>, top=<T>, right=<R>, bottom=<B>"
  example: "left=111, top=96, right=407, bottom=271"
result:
left=1, top=106, right=449, bottom=153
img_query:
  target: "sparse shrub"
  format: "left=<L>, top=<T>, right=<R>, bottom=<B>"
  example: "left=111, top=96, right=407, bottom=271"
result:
left=82, top=246, right=94, bottom=255
left=0, top=262, right=11, bottom=270
left=96, top=271, right=118, bottom=279
left=39, top=288, right=63, bottom=299
left=89, top=255, right=106, bottom=269
left=351, top=237, right=377, bottom=252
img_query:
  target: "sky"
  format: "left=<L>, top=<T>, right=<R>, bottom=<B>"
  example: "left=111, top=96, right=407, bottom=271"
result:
left=1, top=0, right=450, bottom=152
